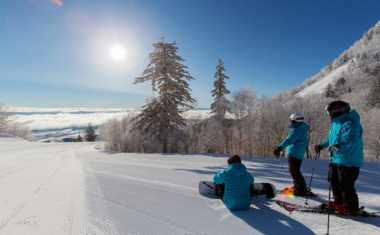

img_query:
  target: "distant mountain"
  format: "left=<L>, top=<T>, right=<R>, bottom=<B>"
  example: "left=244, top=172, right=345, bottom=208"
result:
left=290, top=20, right=380, bottom=98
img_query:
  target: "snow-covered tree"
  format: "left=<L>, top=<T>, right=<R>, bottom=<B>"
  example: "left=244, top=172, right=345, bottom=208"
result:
left=363, top=109, right=380, bottom=161
left=85, top=123, right=96, bottom=142
left=132, top=37, right=196, bottom=153
left=211, top=59, right=230, bottom=111
left=208, top=59, right=232, bottom=153
left=0, top=102, right=32, bottom=141
left=230, top=86, right=257, bottom=156
left=335, top=77, right=346, bottom=87
left=0, top=102, right=13, bottom=133
left=366, top=74, right=380, bottom=108
left=286, top=97, right=330, bottom=159
left=324, top=83, right=337, bottom=98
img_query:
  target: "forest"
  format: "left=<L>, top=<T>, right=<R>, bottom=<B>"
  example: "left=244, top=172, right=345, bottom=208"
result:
left=98, top=20, right=380, bottom=161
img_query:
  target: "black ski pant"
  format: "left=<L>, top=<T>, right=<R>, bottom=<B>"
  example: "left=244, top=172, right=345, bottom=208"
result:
left=215, top=183, right=225, bottom=200
left=288, top=156, right=307, bottom=193
left=328, top=163, right=360, bottom=212
left=215, top=183, right=255, bottom=199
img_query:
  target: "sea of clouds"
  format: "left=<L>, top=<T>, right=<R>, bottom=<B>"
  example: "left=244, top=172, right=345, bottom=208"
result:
left=13, top=108, right=211, bottom=142
left=13, top=108, right=133, bottom=142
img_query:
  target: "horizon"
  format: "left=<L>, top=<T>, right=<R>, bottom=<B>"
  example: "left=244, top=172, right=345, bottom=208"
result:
left=1, top=0, right=380, bottom=108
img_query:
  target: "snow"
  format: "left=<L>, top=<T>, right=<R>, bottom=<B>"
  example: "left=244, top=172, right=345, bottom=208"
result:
left=1, top=140, right=379, bottom=235
left=0, top=133, right=28, bottom=142
left=294, top=63, right=351, bottom=98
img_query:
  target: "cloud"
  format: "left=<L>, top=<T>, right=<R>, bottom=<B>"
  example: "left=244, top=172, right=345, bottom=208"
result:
left=14, top=109, right=211, bottom=131
left=15, top=111, right=128, bottom=131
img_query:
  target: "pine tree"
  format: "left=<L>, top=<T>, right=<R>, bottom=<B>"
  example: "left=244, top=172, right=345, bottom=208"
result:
left=76, top=134, right=83, bottom=142
left=209, top=60, right=232, bottom=153
left=132, top=37, right=196, bottom=153
left=85, top=123, right=96, bottom=142
left=211, top=59, right=230, bottom=111
left=367, top=74, right=380, bottom=108
left=324, top=83, right=337, bottom=98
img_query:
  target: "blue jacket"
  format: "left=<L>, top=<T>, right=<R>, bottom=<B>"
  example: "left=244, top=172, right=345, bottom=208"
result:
left=279, top=122, right=309, bottom=160
left=321, top=110, right=363, bottom=168
left=213, top=163, right=254, bottom=211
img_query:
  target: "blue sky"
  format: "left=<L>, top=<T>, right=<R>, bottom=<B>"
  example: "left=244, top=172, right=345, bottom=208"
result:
left=1, top=0, right=380, bottom=108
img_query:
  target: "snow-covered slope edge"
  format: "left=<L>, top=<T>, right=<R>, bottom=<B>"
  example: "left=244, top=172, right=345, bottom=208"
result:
left=294, top=62, right=350, bottom=97
left=0, top=133, right=28, bottom=142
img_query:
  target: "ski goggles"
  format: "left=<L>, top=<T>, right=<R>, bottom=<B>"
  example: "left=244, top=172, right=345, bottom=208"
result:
left=324, top=105, right=331, bottom=116
left=290, top=117, right=303, bottom=122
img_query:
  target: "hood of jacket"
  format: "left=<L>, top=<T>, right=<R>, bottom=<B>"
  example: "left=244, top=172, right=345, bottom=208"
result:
left=289, top=121, right=309, bottom=131
left=227, top=163, right=247, bottom=177
left=330, top=110, right=361, bottom=124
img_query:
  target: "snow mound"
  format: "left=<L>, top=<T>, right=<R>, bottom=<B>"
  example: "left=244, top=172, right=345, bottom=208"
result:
left=0, top=133, right=28, bottom=142
left=294, top=63, right=350, bottom=98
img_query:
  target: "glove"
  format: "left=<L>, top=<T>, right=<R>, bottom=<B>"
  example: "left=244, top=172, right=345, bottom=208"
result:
left=273, top=146, right=282, bottom=157
left=314, top=144, right=323, bottom=153
left=328, top=145, right=341, bottom=152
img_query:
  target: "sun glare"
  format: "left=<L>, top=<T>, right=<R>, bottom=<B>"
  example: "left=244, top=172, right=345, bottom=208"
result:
left=110, top=45, right=126, bottom=61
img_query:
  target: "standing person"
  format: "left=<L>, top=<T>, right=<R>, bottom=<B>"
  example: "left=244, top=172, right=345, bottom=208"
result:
left=213, top=155, right=254, bottom=211
left=314, top=100, right=363, bottom=215
left=273, top=113, right=311, bottom=195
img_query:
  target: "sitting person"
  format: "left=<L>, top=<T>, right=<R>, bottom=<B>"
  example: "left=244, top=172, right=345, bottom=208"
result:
left=213, top=155, right=254, bottom=210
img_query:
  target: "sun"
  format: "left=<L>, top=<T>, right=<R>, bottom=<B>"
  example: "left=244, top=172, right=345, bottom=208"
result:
left=110, top=45, right=127, bottom=61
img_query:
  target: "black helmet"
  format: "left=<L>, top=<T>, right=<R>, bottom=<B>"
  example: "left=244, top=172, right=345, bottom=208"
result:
left=227, top=155, right=241, bottom=165
left=325, top=101, right=350, bottom=118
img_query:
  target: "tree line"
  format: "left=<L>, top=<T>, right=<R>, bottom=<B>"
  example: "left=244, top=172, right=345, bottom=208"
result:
left=99, top=37, right=380, bottom=161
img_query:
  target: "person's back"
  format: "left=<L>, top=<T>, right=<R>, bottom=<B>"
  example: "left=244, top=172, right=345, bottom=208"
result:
left=322, top=109, right=363, bottom=167
left=273, top=113, right=310, bottom=195
left=213, top=155, right=254, bottom=210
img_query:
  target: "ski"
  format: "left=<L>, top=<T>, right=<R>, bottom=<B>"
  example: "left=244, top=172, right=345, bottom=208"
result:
left=276, top=201, right=380, bottom=217
left=277, top=187, right=324, bottom=198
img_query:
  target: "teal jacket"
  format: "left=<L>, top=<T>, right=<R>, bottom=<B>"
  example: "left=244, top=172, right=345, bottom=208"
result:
left=279, top=122, right=309, bottom=160
left=321, top=110, right=363, bottom=168
left=213, top=163, right=254, bottom=211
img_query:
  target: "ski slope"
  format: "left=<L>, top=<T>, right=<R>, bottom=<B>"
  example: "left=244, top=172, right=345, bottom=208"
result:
left=1, top=139, right=379, bottom=235
left=294, top=63, right=350, bottom=98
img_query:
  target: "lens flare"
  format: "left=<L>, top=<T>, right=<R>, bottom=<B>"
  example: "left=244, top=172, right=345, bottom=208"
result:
left=48, top=0, right=63, bottom=6
left=279, top=186, right=295, bottom=200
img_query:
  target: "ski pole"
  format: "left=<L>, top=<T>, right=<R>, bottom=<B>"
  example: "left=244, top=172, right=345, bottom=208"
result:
left=277, top=150, right=292, bottom=186
left=326, top=150, right=334, bottom=235
left=305, top=151, right=320, bottom=205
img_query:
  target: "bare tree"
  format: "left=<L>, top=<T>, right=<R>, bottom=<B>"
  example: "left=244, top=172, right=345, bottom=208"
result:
left=229, top=86, right=258, bottom=155
left=362, top=109, right=380, bottom=161
left=0, top=102, right=15, bottom=133
left=366, top=74, right=380, bottom=108
left=287, top=97, right=330, bottom=159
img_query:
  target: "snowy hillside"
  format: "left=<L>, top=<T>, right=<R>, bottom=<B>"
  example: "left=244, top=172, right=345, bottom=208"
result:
left=293, top=20, right=380, bottom=99
left=1, top=140, right=379, bottom=235
left=294, top=63, right=350, bottom=98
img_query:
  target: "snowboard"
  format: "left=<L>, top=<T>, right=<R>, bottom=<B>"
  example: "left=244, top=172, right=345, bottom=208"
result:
left=198, top=181, right=276, bottom=199
left=276, top=200, right=380, bottom=217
